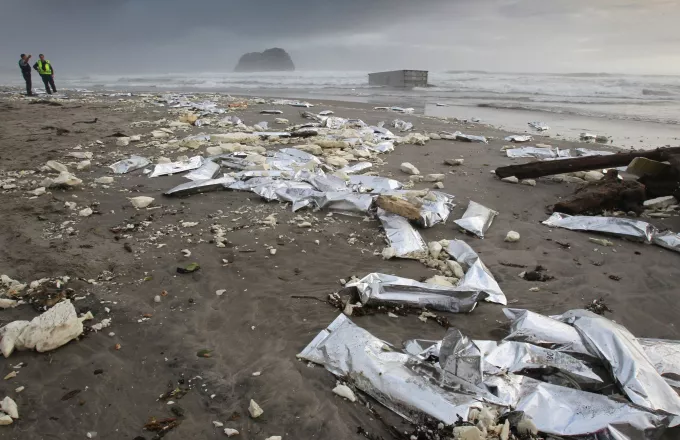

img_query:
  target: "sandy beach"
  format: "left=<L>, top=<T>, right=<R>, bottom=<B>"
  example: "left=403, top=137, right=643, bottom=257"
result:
left=1, top=90, right=679, bottom=440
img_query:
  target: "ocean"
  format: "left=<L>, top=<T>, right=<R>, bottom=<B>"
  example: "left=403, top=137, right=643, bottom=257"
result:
left=3, top=70, right=679, bottom=148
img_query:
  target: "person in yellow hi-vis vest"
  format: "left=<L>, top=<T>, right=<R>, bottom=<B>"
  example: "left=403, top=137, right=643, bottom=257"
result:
left=33, top=54, right=57, bottom=95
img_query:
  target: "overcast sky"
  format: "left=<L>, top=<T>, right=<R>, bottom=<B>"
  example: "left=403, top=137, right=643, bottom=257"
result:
left=1, top=0, right=679, bottom=75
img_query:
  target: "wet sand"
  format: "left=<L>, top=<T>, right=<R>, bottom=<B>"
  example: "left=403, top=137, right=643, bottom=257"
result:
left=0, top=92, right=679, bottom=439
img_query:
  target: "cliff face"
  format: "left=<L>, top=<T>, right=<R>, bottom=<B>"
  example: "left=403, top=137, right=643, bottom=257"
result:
left=234, top=48, right=295, bottom=72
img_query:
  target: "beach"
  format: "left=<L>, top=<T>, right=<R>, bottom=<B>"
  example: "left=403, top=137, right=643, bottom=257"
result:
left=0, top=90, right=679, bottom=440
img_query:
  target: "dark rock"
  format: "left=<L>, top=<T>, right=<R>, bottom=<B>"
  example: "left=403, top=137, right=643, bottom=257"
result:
left=234, top=48, right=295, bottom=72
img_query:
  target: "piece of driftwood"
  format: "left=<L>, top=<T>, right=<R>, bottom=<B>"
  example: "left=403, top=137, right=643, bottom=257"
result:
left=495, top=147, right=680, bottom=179
left=552, top=173, right=646, bottom=215
left=376, top=195, right=422, bottom=220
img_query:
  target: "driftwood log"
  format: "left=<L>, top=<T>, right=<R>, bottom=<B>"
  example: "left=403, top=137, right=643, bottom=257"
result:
left=552, top=173, right=646, bottom=215
left=495, top=147, right=680, bottom=179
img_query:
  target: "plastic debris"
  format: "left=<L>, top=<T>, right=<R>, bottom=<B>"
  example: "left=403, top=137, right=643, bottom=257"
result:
left=505, top=135, right=533, bottom=143
left=109, top=156, right=150, bottom=174
left=224, top=428, right=240, bottom=436
left=454, top=201, right=498, bottom=238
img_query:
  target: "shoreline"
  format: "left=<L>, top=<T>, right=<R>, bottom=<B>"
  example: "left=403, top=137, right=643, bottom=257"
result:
left=1, top=91, right=679, bottom=439
left=3, top=80, right=678, bottom=150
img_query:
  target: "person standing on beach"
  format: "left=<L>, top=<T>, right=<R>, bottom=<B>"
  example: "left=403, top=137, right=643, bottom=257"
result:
left=18, top=54, right=33, bottom=96
left=33, top=54, right=57, bottom=95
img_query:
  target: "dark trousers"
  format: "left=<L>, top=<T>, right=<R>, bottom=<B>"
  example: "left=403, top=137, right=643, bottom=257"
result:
left=40, top=74, right=56, bottom=94
left=22, top=72, right=32, bottom=95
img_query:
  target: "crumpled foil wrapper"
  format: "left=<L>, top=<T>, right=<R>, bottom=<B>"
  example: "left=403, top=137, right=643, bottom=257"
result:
left=502, top=308, right=595, bottom=357
left=109, top=156, right=150, bottom=174
left=339, top=162, right=373, bottom=175
left=446, top=240, right=506, bottom=305
left=184, top=159, right=220, bottom=181
left=378, top=210, right=428, bottom=259
left=653, top=231, right=680, bottom=254
left=150, top=156, right=204, bottom=178
left=298, top=314, right=483, bottom=425
left=484, top=373, right=667, bottom=438
left=346, top=273, right=481, bottom=313
left=638, top=338, right=680, bottom=393
left=311, top=192, right=374, bottom=214
left=164, top=176, right=235, bottom=197
left=417, top=191, right=455, bottom=228
left=556, top=310, right=680, bottom=422
left=276, top=148, right=321, bottom=164
left=348, top=175, right=402, bottom=193
left=454, top=201, right=498, bottom=238
left=542, top=212, right=656, bottom=243
left=483, top=341, right=604, bottom=386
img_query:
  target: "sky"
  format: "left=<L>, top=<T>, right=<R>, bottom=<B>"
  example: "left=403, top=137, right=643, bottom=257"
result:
left=1, top=0, right=679, bottom=76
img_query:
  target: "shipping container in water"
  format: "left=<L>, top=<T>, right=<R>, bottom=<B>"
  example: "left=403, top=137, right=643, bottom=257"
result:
left=368, top=70, right=429, bottom=88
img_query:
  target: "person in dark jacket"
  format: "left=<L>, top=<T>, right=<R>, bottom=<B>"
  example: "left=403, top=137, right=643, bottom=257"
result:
left=33, top=54, right=57, bottom=94
left=18, top=54, right=33, bottom=96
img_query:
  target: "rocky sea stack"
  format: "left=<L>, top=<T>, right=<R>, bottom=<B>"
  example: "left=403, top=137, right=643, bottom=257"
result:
left=234, top=48, right=295, bottom=72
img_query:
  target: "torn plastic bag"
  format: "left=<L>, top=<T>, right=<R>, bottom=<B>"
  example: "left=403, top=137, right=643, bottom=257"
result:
left=484, top=341, right=603, bottom=386
left=347, top=273, right=481, bottom=313
left=417, top=191, right=455, bottom=228
left=275, top=186, right=321, bottom=211
left=184, top=160, right=220, bottom=181
left=653, top=231, right=680, bottom=253
left=150, top=156, right=203, bottom=178
left=440, top=131, right=488, bottom=144
left=483, top=373, right=667, bottom=438
left=528, top=122, right=550, bottom=131
left=277, top=148, right=321, bottom=164
left=542, top=213, right=656, bottom=243
left=556, top=310, right=680, bottom=421
left=312, top=192, right=374, bottom=214
left=339, top=162, right=372, bottom=175
left=404, top=339, right=442, bottom=360
left=305, top=174, right=349, bottom=192
left=446, top=240, right=506, bottom=305
left=502, top=308, right=594, bottom=357
left=378, top=210, right=428, bottom=259
left=227, top=176, right=279, bottom=191
left=348, top=175, right=402, bottom=193
left=109, top=156, right=150, bottom=174
left=638, top=338, right=680, bottom=393
left=506, top=147, right=559, bottom=159
left=230, top=170, right=288, bottom=180
left=439, top=329, right=484, bottom=384
left=298, top=314, right=483, bottom=425
left=251, top=180, right=314, bottom=202
left=264, top=157, right=301, bottom=171
left=505, top=135, right=533, bottom=143
left=164, top=176, right=235, bottom=197
left=453, top=201, right=498, bottom=238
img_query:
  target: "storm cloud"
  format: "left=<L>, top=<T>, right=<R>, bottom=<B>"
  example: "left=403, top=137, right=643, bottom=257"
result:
left=1, top=0, right=679, bottom=75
